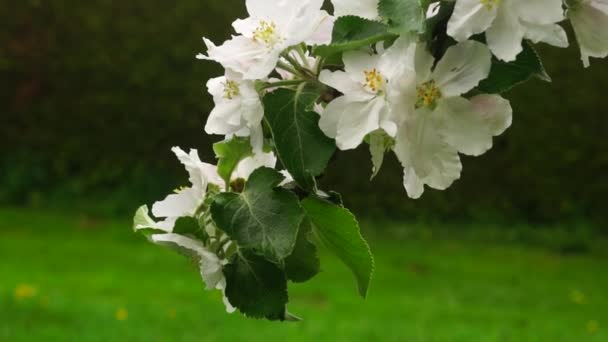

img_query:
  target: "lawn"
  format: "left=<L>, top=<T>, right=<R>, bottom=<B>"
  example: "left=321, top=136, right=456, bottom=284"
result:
left=1, top=208, right=606, bottom=341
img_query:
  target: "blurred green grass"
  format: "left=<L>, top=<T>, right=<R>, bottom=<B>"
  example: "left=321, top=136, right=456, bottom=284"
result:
left=1, top=208, right=607, bottom=341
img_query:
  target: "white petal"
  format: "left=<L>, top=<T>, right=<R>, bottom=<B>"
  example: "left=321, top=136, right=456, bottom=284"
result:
left=432, top=41, right=492, bottom=97
left=318, top=96, right=348, bottom=139
left=522, top=22, right=569, bottom=48
left=304, top=11, right=335, bottom=45
left=343, top=50, right=381, bottom=84
left=331, top=0, right=380, bottom=20
left=512, top=0, right=565, bottom=25
left=133, top=205, right=174, bottom=233
left=447, top=0, right=498, bottom=42
left=172, top=147, right=210, bottom=189
left=437, top=96, right=512, bottom=157
left=152, top=187, right=201, bottom=219
left=393, top=107, right=462, bottom=198
left=248, top=123, right=265, bottom=153
left=205, top=101, right=244, bottom=136
left=377, top=35, right=417, bottom=81
left=470, top=94, right=513, bottom=136
left=150, top=234, right=225, bottom=291
left=402, top=166, right=425, bottom=199
left=319, top=70, right=373, bottom=100
left=206, top=76, right=227, bottom=99
left=486, top=5, right=525, bottom=61
left=413, top=43, right=435, bottom=84
left=283, top=0, right=327, bottom=45
left=233, top=151, right=277, bottom=180
left=570, top=1, right=608, bottom=67
left=246, top=0, right=279, bottom=19
left=232, top=17, right=258, bottom=37
left=201, top=36, right=280, bottom=80
left=335, top=98, right=388, bottom=150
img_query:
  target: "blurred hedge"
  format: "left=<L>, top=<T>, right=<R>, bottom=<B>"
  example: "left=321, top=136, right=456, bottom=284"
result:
left=2, top=1, right=608, bottom=224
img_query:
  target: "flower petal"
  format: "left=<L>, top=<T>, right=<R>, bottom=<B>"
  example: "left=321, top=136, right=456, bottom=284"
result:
left=447, top=0, right=498, bottom=42
left=486, top=5, right=525, bottom=61
left=150, top=233, right=225, bottom=291
left=570, top=1, right=608, bottom=67
left=152, top=187, right=201, bottom=219
left=199, top=36, right=280, bottom=80
left=133, top=205, right=175, bottom=233
left=512, top=0, right=565, bottom=25
left=393, top=107, right=462, bottom=198
left=522, top=22, right=569, bottom=48
left=433, top=41, right=492, bottom=97
left=343, top=50, right=381, bottom=84
left=335, top=97, right=387, bottom=150
left=319, top=70, right=373, bottom=100
left=233, top=151, right=278, bottom=180
left=331, top=0, right=380, bottom=20
left=437, top=95, right=512, bottom=157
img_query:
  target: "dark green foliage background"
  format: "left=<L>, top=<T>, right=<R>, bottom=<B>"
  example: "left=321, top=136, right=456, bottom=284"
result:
left=2, top=0, right=608, bottom=223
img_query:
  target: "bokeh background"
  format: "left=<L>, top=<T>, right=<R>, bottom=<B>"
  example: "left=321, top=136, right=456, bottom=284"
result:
left=2, top=1, right=607, bottom=341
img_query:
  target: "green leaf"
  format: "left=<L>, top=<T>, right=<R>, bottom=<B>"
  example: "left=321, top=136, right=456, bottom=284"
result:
left=224, top=251, right=288, bottom=320
left=173, top=216, right=208, bottom=241
left=285, top=220, right=320, bottom=283
left=213, top=137, right=254, bottom=186
left=313, top=16, right=394, bottom=57
left=263, top=86, right=335, bottom=192
left=211, top=167, right=304, bottom=263
left=302, top=197, right=374, bottom=298
left=378, top=0, right=426, bottom=34
left=368, top=130, right=395, bottom=180
left=477, top=41, right=550, bottom=94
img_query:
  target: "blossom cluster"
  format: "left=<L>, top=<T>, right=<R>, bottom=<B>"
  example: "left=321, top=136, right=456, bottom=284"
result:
left=133, top=0, right=608, bottom=320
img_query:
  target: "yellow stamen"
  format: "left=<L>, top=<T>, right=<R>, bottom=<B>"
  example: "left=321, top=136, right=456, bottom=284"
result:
left=480, top=0, right=501, bottom=10
left=364, top=68, right=385, bottom=93
left=223, top=80, right=240, bottom=99
left=253, top=21, right=281, bottom=47
left=416, top=80, right=442, bottom=108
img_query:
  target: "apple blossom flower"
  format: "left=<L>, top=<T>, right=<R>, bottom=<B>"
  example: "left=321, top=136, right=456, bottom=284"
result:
left=150, top=147, right=222, bottom=232
left=134, top=206, right=236, bottom=313
left=198, top=0, right=332, bottom=80
left=317, top=37, right=415, bottom=150
left=133, top=147, right=290, bottom=313
left=392, top=41, right=512, bottom=198
left=331, top=0, right=380, bottom=20
left=206, top=71, right=264, bottom=152
left=447, top=0, right=569, bottom=61
left=567, top=0, right=608, bottom=67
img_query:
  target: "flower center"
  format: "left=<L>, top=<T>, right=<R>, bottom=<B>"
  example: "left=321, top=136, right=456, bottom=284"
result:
left=480, top=0, right=501, bottom=10
left=223, top=80, right=240, bottom=100
left=253, top=20, right=282, bottom=47
left=364, top=68, right=385, bottom=93
left=416, top=80, right=442, bottom=108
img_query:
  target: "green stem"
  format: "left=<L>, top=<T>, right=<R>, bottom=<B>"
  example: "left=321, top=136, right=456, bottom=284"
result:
left=260, top=79, right=306, bottom=90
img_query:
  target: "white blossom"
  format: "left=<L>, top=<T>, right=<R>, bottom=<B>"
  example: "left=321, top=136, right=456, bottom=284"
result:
left=150, top=147, right=222, bottom=232
left=447, top=0, right=568, bottom=61
left=392, top=41, right=512, bottom=199
left=198, top=0, right=332, bottom=80
left=133, top=207, right=236, bottom=313
left=206, top=71, right=264, bottom=152
left=318, top=37, right=415, bottom=150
